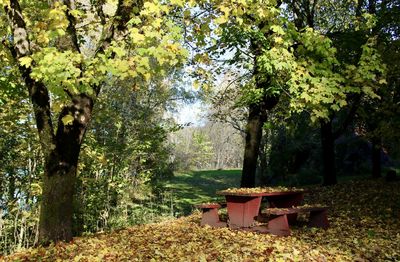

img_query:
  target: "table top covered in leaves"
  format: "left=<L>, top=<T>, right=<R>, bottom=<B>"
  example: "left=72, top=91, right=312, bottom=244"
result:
left=217, top=186, right=306, bottom=196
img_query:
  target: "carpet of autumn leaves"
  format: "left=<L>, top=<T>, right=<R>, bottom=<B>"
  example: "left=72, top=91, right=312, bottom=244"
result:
left=2, top=178, right=400, bottom=261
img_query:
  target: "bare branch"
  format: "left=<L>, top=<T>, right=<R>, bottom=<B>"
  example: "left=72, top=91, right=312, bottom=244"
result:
left=63, top=0, right=81, bottom=53
left=63, top=87, right=74, bottom=99
left=94, top=0, right=107, bottom=26
left=95, top=0, right=142, bottom=57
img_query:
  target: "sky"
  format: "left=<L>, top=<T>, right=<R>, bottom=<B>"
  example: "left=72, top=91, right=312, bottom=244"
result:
left=175, top=101, right=206, bottom=126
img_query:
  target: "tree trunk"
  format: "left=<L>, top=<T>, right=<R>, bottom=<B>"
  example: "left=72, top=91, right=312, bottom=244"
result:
left=241, top=94, right=278, bottom=188
left=39, top=162, right=76, bottom=244
left=38, top=94, right=93, bottom=244
left=7, top=171, right=16, bottom=203
left=320, top=119, right=337, bottom=186
left=371, top=137, right=381, bottom=178
left=241, top=104, right=264, bottom=187
left=257, top=133, right=269, bottom=185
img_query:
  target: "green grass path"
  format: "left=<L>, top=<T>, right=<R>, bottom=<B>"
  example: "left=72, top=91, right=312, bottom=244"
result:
left=163, top=169, right=241, bottom=215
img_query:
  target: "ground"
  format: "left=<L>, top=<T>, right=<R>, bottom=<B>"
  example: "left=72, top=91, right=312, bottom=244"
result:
left=2, top=172, right=400, bottom=261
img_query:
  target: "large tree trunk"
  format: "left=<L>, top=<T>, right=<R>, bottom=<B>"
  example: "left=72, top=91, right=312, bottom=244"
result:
left=241, top=104, right=265, bottom=187
left=257, top=133, right=269, bottom=185
left=241, top=28, right=280, bottom=187
left=39, top=94, right=93, bottom=244
left=241, top=96, right=278, bottom=188
left=371, top=137, right=382, bottom=178
left=318, top=98, right=361, bottom=186
left=39, top=165, right=77, bottom=243
left=320, top=119, right=337, bottom=186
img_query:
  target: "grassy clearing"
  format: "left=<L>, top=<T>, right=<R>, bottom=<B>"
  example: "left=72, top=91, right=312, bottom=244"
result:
left=164, top=169, right=241, bottom=215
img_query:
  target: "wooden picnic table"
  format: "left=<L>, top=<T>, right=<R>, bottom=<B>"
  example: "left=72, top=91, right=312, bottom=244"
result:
left=217, top=188, right=306, bottom=228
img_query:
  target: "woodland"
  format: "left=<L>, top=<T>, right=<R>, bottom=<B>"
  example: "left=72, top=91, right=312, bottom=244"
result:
left=0, top=0, right=399, bottom=260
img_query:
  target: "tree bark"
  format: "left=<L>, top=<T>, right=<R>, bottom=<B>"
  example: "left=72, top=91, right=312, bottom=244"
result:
left=241, top=104, right=265, bottom=187
left=257, top=133, right=269, bottom=185
left=320, top=119, right=337, bottom=186
left=319, top=96, right=361, bottom=186
left=7, top=171, right=16, bottom=203
left=39, top=94, right=93, bottom=244
left=371, top=137, right=381, bottom=178
left=241, top=95, right=278, bottom=187
left=39, top=165, right=76, bottom=243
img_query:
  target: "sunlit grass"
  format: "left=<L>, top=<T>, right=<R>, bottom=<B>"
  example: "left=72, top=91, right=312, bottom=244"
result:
left=164, top=169, right=241, bottom=215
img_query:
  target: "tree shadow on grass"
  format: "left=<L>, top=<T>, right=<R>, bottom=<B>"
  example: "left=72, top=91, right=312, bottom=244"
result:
left=164, top=170, right=241, bottom=215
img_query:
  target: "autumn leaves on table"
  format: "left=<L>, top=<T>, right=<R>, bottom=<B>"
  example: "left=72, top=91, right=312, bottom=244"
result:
left=217, top=186, right=306, bottom=195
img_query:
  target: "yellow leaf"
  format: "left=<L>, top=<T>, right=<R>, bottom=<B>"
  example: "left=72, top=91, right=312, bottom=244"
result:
left=19, top=56, right=33, bottom=68
left=130, top=28, right=146, bottom=44
left=193, top=80, right=200, bottom=90
left=378, top=79, right=387, bottom=85
left=170, top=0, right=184, bottom=7
left=62, top=114, right=74, bottom=126
left=214, top=16, right=228, bottom=25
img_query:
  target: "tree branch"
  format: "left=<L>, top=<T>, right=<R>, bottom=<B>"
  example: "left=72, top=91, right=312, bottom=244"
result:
left=333, top=94, right=362, bottom=139
left=63, top=0, right=81, bottom=53
left=95, top=0, right=143, bottom=56
left=4, top=0, right=56, bottom=159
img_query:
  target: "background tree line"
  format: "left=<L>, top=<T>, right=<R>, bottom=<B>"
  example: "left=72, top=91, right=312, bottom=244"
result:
left=170, top=121, right=244, bottom=171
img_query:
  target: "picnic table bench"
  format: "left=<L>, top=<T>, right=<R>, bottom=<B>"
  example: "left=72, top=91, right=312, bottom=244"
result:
left=195, top=203, right=227, bottom=228
left=266, top=206, right=329, bottom=236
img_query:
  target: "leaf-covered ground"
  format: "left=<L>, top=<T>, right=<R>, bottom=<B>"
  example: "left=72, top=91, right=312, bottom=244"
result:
left=2, top=179, right=400, bottom=261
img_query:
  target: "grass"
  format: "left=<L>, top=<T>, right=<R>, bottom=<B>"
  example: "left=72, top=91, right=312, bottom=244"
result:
left=163, top=169, right=241, bottom=215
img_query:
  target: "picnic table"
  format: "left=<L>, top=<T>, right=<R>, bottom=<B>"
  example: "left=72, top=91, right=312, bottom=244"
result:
left=217, top=188, right=305, bottom=228
left=198, top=187, right=328, bottom=236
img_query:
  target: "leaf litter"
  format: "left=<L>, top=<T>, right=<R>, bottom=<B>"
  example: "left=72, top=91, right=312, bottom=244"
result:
left=2, top=179, right=399, bottom=261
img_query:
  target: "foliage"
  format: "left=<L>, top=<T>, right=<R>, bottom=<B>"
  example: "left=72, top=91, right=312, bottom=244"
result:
left=186, top=0, right=386, bottom=122
left=1, top=0, right=191, bottom=244
left=3, top=178, right=400, bottom=261
left=0, top=82, right=42, bottom=254
left=74, top=80, right=181, bottom=234
left=219, top=186, right=305, bottom=194
left=0, top=0, right=399, bottom=257
left=0, top=35, right=188, bottom=253
left=353, top=0, right=400, bottom=160
left=170, top=122, right=243, bottom=171
left=0, top=78, right=183, bottom=254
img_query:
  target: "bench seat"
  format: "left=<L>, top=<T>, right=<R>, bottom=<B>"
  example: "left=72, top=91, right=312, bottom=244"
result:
left=195, top=203, right=227, bottom=228
left=265, top=206, right=329, bottom=236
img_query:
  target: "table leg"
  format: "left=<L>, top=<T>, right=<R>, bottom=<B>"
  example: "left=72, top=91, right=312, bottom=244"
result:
left=200, top=207, right=225, bottom=227
left=226, top=196, right=262, bottom=228
left=267, top=214, right=291, bottom=236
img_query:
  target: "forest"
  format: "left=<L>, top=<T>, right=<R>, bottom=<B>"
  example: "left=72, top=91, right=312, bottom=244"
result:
left=0, top=0, right=399, bottom=260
